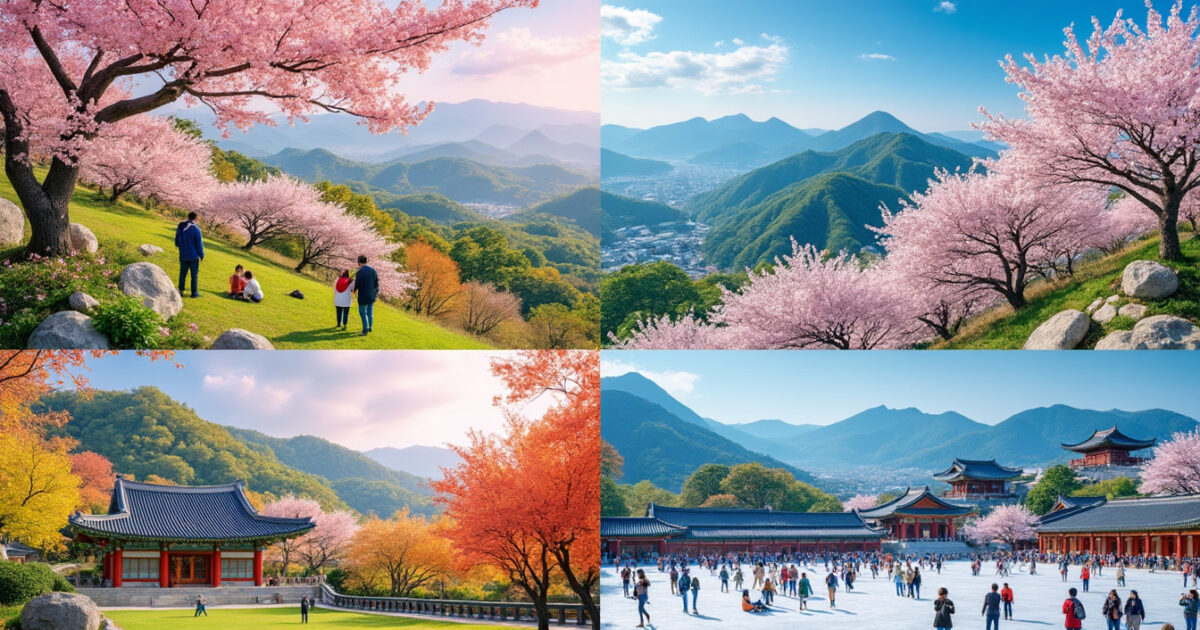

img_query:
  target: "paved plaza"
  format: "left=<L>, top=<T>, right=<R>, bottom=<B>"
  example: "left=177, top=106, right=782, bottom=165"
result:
left=601, top=560, right=1197, bottom=629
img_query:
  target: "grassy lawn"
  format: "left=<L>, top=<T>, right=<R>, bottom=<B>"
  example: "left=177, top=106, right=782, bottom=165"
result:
left=1, top=174, right=489, bottom=349
left=104, top=607, right=514, bottom=630
left=939, top=231, right=1200, bottom=349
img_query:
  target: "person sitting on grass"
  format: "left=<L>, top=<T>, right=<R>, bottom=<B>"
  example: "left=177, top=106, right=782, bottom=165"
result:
left=239, top=270, right=264, bottom=303
left=229, top=264, right=246, bottom=298
left=741, top=589, right=766, bottom=613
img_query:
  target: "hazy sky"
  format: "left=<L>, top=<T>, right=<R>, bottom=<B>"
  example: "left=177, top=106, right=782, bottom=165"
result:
left=71, top=351, right=538, bottom=452
left=602, top=0, right=1180, bottom=130
left=601, top=351, right=1200, bottom=427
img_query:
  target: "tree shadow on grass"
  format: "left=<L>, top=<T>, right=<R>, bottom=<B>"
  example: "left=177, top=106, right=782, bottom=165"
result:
left=274, top=326, right=362, bottom=345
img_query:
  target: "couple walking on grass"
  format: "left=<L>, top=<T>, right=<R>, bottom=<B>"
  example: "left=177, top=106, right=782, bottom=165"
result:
left=334, top=256, right=379, bottom=336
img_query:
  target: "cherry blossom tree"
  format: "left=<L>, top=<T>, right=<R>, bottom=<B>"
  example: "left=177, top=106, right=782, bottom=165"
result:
left=980, top=1, right=1200, bottom=261
left=843, top=494, right=878, bottom=512
left=260, top=495, right=321, bottom=573
left=1097, top=195, right=1160, bottom=254
left=0, top=0, right=535, bottom=255
left=1139, top=429, right=1200, bottom=495
left=962, top=504, right=1038, bottom=548
left=207, top=176, right=316, bottom=250
left=288, top=201, right=414, bottom=298
left=294, top=509, right=359, bottom=573
left=876, top=161, right=1107, bottom=310
left=80, top=115, right=216, bottom=208
left=881, top=262, right=990, bottom=342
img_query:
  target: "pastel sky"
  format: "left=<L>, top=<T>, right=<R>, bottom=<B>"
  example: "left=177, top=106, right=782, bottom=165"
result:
left=601, top=351, right=1200, bottom=427
left=602, top=0, right=1180, bottom=130
left=69, top=351, right=541, bottom=452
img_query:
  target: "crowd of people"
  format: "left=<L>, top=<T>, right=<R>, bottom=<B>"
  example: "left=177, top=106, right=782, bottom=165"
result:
left=607, top=549, right=1200, bottom=629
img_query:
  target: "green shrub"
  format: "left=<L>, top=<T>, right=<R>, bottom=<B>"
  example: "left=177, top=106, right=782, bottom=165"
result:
left=0, top=562, right=72, bottom=607
left=91, top=294, right=166, bottom=349
left=0, top=251, right=123, bottom=347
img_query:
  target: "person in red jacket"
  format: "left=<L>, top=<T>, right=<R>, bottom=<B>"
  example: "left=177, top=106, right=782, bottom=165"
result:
left=1001, top=583, right=1014, bottom=619
left=1081, top=566, right=1091, bottom=592
left=1064, top=587, right=1085, bottom=629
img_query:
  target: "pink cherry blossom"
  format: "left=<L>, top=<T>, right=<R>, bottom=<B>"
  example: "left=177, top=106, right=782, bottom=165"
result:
left=1139, top=430, right=1200, bottom=496
left=963, top=504, right=1037, bottom=547
left=81, top=115, right=216, bottom=208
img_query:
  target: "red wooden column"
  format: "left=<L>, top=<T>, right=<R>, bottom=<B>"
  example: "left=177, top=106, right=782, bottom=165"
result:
left=112, top=548, right=123, bottom=587
left=1144, top=533, right=1151, bottom=556
left=212, top=545, right=222, bottom=587
left=1177, top=533, right=1184, bottom=563
left=159, top=544, right=169, bottom=588
left=254, top=547, right=264, bottom=587
left=1117, top=536, right=1123, bottom=556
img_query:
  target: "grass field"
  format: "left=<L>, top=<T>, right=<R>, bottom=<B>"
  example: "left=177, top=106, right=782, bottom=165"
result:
left=0, top=174, right=490, bottom=349
left=938, top=230, right=1200, bottom=349
left=104, top=607, right=514, bottom=629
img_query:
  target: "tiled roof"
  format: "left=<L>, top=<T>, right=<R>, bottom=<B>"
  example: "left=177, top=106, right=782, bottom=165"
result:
left=601, top=517, right=686, bottom=538
left=68, top=478, right=314, bottom=543
left=648, top=504, right=869, bottom=529
left=931, top=459, right=1021, bottom=482
left=1061, top=426, right=1155, bottom=453
left=855, top=487, right=975, bottom=519
left=684, top=527, right=885, bottom=540
left=1038, top=495, right=1108, bottom=526
left=1036, top=494, right=1200, bottom=533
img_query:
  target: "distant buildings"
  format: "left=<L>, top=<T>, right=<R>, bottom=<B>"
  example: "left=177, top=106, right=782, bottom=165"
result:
left=932, top=459, right=1022, bottom=500
left=856, top=487, right=975, bottom=541
left=1036, top=493, right=1200, bottom=561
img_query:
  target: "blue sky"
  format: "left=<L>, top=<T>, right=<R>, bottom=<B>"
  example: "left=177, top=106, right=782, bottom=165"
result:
left=68, top=351, right=529, bottom=452
left=601, top=351, right=1200, bottom=427
left=602, top=0, right=1181, bottom=130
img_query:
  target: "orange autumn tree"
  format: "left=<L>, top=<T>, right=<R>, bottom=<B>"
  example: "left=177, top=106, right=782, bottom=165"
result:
left=346, top=509, right=453, bottom=597
left=71, top=451, right=116, bottom=513
left=434, top=351, right=599, bottom=630
left=404, top=241, right=464, bottom=318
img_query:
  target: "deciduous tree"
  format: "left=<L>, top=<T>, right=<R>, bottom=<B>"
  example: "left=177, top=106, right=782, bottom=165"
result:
left=81, top=115, right=215, bottom=207
left=1140, top=430, right=1200, bottom=495
left=458, top=281, right=521, bottom=336
left=403, top=241, right=463, bottom=318
left=346, top=510, right=451, bottom=597
left=207, top=177, right=315, bottom=250
left=70, top=451, right=114, bottom=513
left=963, top=504, right=1037, bottom=547
left=843, top=494, right=879, bottom=512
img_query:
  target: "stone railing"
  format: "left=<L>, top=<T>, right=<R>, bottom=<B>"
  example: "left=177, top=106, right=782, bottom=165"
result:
left=319, top=584, right=590, bottom=625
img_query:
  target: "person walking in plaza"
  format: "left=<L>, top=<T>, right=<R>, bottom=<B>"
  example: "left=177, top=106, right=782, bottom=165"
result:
left=914, top=567, right=923, bottom=599
left=934, top=587, right=955, bottom=630
left=1181, top=589, right=1199, bottom=630
left=175, top=210, right=204, bottom=298
left=762, top=578, right=776, bottom=606
left=1001, top=583, right=1014, bottom=620
left=353, top=254, right=379, bottom=335
left=635, top=569, right=650, bottom=628
left=194, top=594, right=208, bottom=617
left=1117, top=564, right=1126, bottom=587
left=1063, top=587, right=1085, bottom=630
left=669, top=566, right=678, bottom=595
left=798, top=571, right=812, bottom=611
left=677, top=570, right=690, bottom=612
left=734, top=566, right=744, bottom=591
left=719, top=565, right=729, bottom=593
left=982, top=583, right=1002, bottom=630
left=896, top=567, right=906, bottom=596
left=753, top=562, right=765, bottom=589
left=1081, top=565, right=1091, bottom=592
left=1124, top=590, right=1145, bottom=630
left=300, top=596, right=310, bottom=623
left=690, top=575, right=700, bottom=614
left=826, top=570, right=839, bottom=608
left=1102, top=590, right=1123, bottom=630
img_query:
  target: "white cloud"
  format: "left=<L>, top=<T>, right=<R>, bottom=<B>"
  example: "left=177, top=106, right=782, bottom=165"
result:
left=935, top=1, right=957, bottom=14
left=714, top=40, right=724, bottom=47
left=761, top=33, right=784, bottom=44
left=859, top=53, right=896, bottom=62
left=603, top=38, right=789, bottom=95
left=601, top=5, right=662, bottom=46
left=601, top=358, right=700, bottom=398
left=731, top=37, right=745, bottom=46
left=453, top=27, right=599, bottom=76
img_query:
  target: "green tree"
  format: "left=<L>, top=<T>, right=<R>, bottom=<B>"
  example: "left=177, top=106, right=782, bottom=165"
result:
left=777, top=481, right=842, bottom=512
left=680, top=464, right=731, bottom=508
left=1025, top=465, right=1082, bottom=514
left=600, top=477, right=629, bottom=517
left=621, top=480, right=678, bottom=515
left=719, top=463, right=792, bottom=509
left=1071, top=476, right=1140, bottom=499
left=600, top=262, right=718, bottom=342
left=699, top=494, right=740, bottom=508
left=600, top=441, right=624, bottom=479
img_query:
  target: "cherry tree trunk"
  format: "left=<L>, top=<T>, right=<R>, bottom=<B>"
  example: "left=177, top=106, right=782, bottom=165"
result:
left=1159, top=194, right=1183, bottom=261
left=5, top=157, right=78, bottom=257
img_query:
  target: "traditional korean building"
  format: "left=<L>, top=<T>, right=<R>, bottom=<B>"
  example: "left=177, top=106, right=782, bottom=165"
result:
left=1036, top=494, right=1200, bottom=560
left=600, top=503, right=884, bottom=557
left=67, top=478, right=314, bottom=588
left=855, top=487, right=975, bottom=540
left=1062, top=426, right=1156, bottom=469
left=931, top=459, right=1022, bottom=500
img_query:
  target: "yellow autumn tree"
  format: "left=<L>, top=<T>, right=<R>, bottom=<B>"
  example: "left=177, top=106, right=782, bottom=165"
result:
left=0, top=430, right=80, bottom=549
left=346, top=509, right=454, bottom=597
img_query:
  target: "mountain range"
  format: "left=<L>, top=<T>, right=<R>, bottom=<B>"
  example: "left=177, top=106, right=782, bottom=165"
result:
left=363, top=445, right=463, bottom=480
left=601, top=373, right=1199, bottom=478
left=691, top=132, right=977, bottom=269
left=600, top=149, right=673, bottom=179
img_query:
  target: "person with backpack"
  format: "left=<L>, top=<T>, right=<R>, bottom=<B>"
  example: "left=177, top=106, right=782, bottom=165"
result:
left=798, top=571, right=812, bottom=611
left=677, top=570, right=690, bottom=612
left=352, top=254, right=379, bottom=335
left=175, top=210, right=204, bottom=298
left=934, top=587, right=956, bottom=630
left=1001, top=583, right=1014, bottom=620
left=1181, top=589, right=1199, bottom=630
left=826, top=570, right=839, bottom=608
left=982, top=583, right=1002, bottom=630
left=1064, top=587, right=1086, bottom=629
left=1124, top=589, right=1145, bottom=630
left=689, top=575, right=700, bottom=615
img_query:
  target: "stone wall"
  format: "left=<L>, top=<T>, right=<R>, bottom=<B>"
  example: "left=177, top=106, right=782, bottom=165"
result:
left=77, top=585, right=320, bottom=608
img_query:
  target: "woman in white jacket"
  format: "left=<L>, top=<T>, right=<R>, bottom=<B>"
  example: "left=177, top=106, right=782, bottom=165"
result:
left=333, top=270, right=355, bottom=329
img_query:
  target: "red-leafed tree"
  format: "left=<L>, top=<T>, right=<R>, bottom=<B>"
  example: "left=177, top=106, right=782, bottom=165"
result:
left=0, top=0, right=535, bottom=256
left=980, top=1, right=1200, bottom=261
left=70, top=450, right=114, bottom=512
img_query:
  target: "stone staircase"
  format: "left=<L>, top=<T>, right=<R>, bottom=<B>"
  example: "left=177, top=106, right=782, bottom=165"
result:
left=78, top=585, right=320, bottom=608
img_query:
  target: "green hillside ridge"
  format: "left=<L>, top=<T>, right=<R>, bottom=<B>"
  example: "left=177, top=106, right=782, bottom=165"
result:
left=600, top=389, right=818, bottom=493
left=224, top=427, right=436, bottom=518
left=367, top=189, right=485, bottom=224
left=0, top=172, right=490, bottom=349
left=38, top=388, right=350, bottom=511
left=600, top=149, right=673, bottom=178
left=601, top=191, right=686, bottom=230
left=509, top=186, right=601, bottom=237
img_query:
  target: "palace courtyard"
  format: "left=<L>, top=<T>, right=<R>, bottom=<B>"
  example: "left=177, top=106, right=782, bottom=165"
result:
left=104, top=606, right=520, bottom=629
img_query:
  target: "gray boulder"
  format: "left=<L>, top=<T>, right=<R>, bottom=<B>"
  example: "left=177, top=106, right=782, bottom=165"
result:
left=1024, top=310, right=1091, bottom=350
left=1095, top=315, right=1200, bottom=350
left=118, top=262, right=182, bottom=318
left=68, top=223, right=99, bottom=254
left=211, top=328, right=274, bottom=350
left=1118, top=303, right=1148, bottom=321
left=1121, top=260, right=1179, bottom=299
left=0, top=198, right=23, bottom=246
left=68, top=291, right=100, bottom=313
left=1085, top=297, right=1104, bottom=314
left=138, top=243, right=163, bottom=256
left=1092, top=303, right=1118, bottom=324
left=1106, top=294, right=1121, bottom=305
left=20, top=592, right=102, bottom=630
left=27, top=311, right=109, bottom=349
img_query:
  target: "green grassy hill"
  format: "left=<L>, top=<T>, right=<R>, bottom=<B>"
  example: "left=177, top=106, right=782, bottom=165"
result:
left=1, top=173, right=489, bottom=349
left=600, top=148, right=673, bottom=178
left=509, top=186, right=601, bottom=237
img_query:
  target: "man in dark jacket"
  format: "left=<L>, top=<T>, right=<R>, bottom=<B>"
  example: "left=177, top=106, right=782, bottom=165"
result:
left=353, top=255, right=379, bottom=335
left=983, top=583, right=1002, bottom=630
left=175, top=211, right=204, bottom=298
left=934, top=587, right=955, bottom=629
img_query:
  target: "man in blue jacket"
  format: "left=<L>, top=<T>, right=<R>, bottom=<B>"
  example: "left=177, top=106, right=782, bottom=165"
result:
left=174, top=211, right=204, bottom=298
left=353, top=254, right=379, bottom=335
